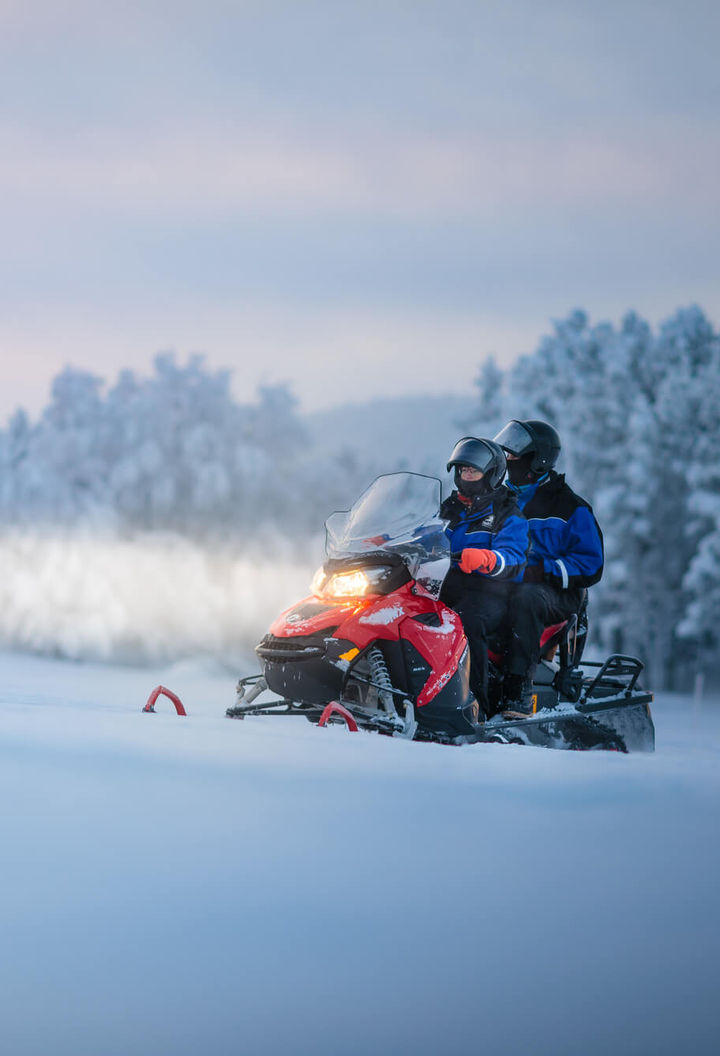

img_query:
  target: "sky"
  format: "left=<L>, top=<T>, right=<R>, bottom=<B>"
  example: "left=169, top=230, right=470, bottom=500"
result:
left=1, top=0, right=719, bottom=421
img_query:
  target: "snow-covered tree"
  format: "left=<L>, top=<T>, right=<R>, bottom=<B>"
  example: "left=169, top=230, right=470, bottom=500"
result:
left=103, top=354, right=247, bottom=533
left=462, top=355, right=506, bottom=434
left=472, top=306, right=720, bottom=689
left=0, top=353, right=375, bottom=544
left=0, top=408, right=32, bottom=516
left=673, top=313, right=720, bottom=670
left=612, top=307, right=719, bottom=687
left=6, top=368, right=112, bottom=525
left=2, top=311, right=719, bottom=690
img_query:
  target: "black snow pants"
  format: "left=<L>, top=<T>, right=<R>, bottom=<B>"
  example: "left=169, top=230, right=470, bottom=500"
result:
left=505, top=582, right=585, bottom=679
left=440, top=569, right=509, bottom=718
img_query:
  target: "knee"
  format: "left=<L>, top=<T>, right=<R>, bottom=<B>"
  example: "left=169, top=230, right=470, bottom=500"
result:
left=459, top=612, right=490, bottom=639
left=512, top=584, right=544, bottom=612
left=506, top=588, right=523, bottom=620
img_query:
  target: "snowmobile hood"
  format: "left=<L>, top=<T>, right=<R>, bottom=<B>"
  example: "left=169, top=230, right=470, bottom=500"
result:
left=269, top=595, right=370, bottom=638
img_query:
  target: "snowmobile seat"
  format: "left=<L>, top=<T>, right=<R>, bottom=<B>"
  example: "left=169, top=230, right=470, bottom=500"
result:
left=487, top=591, right=588, bottom=670
left=540, top=613, right=580, bottom=668
left=539, top=590, right=589, bottom=665
left=487, top=622, right=571, bottom=668
left=539, top=621, right=569, bottom=653
left=539, top=616, right=576, bottom=662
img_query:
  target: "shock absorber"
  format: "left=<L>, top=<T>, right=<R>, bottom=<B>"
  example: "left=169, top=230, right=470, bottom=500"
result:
left=367, top=646, right=397, bottom=715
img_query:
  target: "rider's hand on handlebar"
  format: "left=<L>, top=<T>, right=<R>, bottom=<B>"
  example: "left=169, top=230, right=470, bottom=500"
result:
left=459, top=548, right=497, bottom=574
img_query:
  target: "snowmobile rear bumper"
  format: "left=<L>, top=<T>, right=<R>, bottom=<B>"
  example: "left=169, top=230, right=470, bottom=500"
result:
left=577, top=653, right=654, bottom=751
left=482, top=692, right=654, bottom=752
left=483, top=652, right=655, bottom=752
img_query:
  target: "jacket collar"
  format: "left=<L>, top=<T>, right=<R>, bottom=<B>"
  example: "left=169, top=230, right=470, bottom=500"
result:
left=450, top=490, right=494, bottom=518
left=508, top=470, right=564, bottom=509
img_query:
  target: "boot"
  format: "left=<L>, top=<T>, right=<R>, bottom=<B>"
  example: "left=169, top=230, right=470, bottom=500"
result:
left=501, top=673, right=534, bottom=718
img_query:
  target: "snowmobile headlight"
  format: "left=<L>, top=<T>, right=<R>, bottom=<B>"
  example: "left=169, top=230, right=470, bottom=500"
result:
left=311, top=566, right=328, bottom=595
left=313, top=565, right=395, bottom=599
left=324, top=570, right=371, bottom=597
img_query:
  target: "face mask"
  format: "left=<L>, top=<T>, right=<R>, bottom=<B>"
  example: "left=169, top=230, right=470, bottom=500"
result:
left=455, top=467, right=491, bottom=499
left=506, top=453, right=535, bottom=485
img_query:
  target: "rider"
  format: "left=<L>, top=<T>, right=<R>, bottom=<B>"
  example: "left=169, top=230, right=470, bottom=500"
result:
left=440, top=437, right=528, bottom=719
left=493, top=419, right=604, bottom=715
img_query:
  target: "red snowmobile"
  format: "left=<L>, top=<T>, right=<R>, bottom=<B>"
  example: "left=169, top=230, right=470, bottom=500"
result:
left=227, top=473, right=655, bottom=752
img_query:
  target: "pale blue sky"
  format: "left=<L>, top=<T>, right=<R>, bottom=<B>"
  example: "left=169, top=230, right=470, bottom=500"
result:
left=1, top=0, right=718, bottom=419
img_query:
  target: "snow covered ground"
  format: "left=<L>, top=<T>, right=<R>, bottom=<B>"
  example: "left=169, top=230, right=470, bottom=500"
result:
left=1, top=650, right=718, bottom=1056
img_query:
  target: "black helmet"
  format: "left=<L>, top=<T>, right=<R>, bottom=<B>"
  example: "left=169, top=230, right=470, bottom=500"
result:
left=446, top=437, right=507, bottom=492
left=494, top=419, right=561, bottom=474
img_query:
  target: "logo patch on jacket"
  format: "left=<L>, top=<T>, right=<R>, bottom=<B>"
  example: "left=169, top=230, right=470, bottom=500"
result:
left=480, top=516, right=494, bottom=529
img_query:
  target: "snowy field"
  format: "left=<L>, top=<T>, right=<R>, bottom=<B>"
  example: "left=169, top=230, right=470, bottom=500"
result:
left=1, top=649, right=719, bottom=1056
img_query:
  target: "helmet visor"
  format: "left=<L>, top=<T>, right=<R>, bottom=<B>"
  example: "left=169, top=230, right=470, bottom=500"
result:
left=446, top=437, right=498, bottom=474
left=493, top=421, right=534, bottom=457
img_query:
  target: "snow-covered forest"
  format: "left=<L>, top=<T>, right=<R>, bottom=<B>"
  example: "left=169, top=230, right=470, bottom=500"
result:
left=473, top=305, right=720, bottom=692
left=1, top=305, right=718, bottom=690
left=0, top=356, right=374, bottom=538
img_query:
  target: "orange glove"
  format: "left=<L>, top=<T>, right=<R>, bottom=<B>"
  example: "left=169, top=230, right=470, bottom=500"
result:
left=459, top=548, right=497, bottom=574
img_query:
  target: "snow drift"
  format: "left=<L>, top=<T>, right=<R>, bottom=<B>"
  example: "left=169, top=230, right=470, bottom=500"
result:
left=0, top=650, right=718, bottom=1056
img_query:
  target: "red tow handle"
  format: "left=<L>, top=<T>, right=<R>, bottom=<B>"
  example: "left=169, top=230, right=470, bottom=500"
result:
left=143, top=685, right=187, bottom=716
left=317, top=702, right=358, bottom=732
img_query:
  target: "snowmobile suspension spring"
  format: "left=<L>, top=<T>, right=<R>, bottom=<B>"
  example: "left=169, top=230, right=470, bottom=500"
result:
left=367, top=647, right=397, bottom=715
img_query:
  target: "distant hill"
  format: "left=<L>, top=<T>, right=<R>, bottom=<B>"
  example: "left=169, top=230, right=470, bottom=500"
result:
left=304, top=393, right=482, bottom=481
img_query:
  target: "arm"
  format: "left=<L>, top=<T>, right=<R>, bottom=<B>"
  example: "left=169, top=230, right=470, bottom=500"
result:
left=542, top=505, right=604, bottom=588
left=486, top=511, right=529, bottom=580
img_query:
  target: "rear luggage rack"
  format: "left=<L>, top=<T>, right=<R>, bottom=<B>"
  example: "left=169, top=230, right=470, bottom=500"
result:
left=580, top=654, right=647, bottom=703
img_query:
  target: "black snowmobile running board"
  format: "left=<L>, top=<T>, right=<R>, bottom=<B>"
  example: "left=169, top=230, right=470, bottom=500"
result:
left=227, top=663, right=655, bottom=752
left=480, top=709, right=629, bottom=752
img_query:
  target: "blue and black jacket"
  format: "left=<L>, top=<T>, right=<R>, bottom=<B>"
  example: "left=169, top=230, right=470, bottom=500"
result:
left=441, top=487, right=528, bottom=585
left=510, top=471, right=604, bottom=589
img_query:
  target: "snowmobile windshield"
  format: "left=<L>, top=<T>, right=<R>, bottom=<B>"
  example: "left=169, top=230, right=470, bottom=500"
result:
left=325, top=472, right=447, bottom=563
left=494, top=420, right=534, bottom=456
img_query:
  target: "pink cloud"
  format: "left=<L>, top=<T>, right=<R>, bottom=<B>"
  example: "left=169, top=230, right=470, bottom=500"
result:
left=1, top=118, right=718, bottom=219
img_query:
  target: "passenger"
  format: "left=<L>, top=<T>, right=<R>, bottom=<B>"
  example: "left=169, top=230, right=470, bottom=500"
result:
left=440, top=438, right=528, bottom=720
left=494, top=419, right=604, bottom=716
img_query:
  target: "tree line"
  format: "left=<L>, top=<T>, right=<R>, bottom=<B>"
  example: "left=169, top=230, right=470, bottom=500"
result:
left=468, top=305, right=720, bottom=690
left=1, top=306, right=718, bottom=689
left=0, top=353, right=371, bottom=542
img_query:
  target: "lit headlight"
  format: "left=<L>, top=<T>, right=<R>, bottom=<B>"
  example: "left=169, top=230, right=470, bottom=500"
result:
left=324, top=570, right=371, bottom=598
left=312, top=565, right=394, bottom=599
